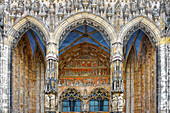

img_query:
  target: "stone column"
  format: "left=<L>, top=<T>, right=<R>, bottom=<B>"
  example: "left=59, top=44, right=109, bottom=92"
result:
left=37, top=61, right=40, bottom=113
left=0, top=36, right=11, bottom=113
left=158, top=37, right=169, bottom=113
left=41, top=62, right=45, bottom=113
left=110, top=53, right=125, bottom=113
left=44, top=53, right=58, bottom=113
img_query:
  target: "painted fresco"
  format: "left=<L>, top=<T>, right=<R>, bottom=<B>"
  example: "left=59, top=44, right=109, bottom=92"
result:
left=59, top=25, right=110, bottom=86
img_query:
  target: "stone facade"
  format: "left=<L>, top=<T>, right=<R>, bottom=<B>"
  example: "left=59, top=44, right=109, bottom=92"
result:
left=0, top=0, right=169, bottom=113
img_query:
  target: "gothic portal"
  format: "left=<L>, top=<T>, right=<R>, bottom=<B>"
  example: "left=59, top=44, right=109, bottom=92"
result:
left=0, top=0, right=169, bottom=113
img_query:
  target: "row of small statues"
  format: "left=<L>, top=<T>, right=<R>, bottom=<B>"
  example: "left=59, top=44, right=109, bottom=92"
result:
left=7, top=0, right=168, bottom=20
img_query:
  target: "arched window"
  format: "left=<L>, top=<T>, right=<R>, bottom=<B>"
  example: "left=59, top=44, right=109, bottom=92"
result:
left=60, top=88, right=82, bottom=112
left=63, top=98, right=81, bottom=112
left=89, top=88, right=110, bottom=112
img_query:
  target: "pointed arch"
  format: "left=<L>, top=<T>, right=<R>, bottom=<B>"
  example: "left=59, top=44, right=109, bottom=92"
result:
left=53, top=12, right=117, bottom=55
left=119, top=16, right=161, bottom=46
left=7, top=15, right=50, bottom=48
left=59, top=88, right=83, bottom=101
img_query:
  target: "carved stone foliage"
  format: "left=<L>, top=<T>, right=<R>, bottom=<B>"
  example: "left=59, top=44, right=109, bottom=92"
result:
left=111, top=94, right=125, bottom=112
left=9, top=22, right=46, bottom=48
left=59, top=88, right=83, bottom=101
left=58, top=77, right=110, bottom=86
left=88, top=88, right=110, bottom=101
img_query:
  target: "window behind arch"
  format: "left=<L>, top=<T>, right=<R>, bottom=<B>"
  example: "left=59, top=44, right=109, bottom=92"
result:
left=90, top=98, right=109, bottom=111
left=63, top=99, right=81, bottom=112
left=89, top=88, right=110, bottom=112
left=61, top=88, right=82, bottom=112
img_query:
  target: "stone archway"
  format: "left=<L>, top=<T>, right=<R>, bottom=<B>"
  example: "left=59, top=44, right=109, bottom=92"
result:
left=6, top=16, right=50, bottom=113
left=119, top=16, right=160, bottom=45
left=120, top=17, right=160, bottom=113
left=52, top=13, right=117, bottom=113
left=7, top=15, right=50, bottom=46
left=53, top=12, right=117, bottom=55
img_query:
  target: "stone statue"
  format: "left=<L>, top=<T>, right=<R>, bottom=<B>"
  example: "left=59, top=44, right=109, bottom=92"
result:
left=165, top=3, right=170, bottom=17
left=33, top=1, right=40, bottom=12
left=49, top=0, right=55, bottom=14
left=117, top=94, right=125, bottom=112
left=111, top=95, right=118, bottom=112
left=98, top=0, right=104, bottom=13
left=17, top=0, right=24, bottom=14
left=91, top=0, right=97, bottom=9
left=152, top=5, right=159, bottom=21
left=84, top=89, right=87, bottom=98
left=130, top=1, right=137, bottom=14
left=58, top=3, right=64, bottom=14
left=82, top=101, right=89, bottom=112
left=123, top=4, right=130, bottom=19
left=66, top=0, right=72, bottom=8
left=25, top=0, right=32, bottom=11
left=74, top=0, right=79, bottom=10
left=41, top=4, right=48, bottom=14
left=81, top=0, right=90, bottom=9
left=66, top=0, right=72, bottom=13
left=26, top=0, right=31, bottom=5
left=0, top=4, right=4, bottom=15
left=106, top=3, right=112, bottom=15
left=18, top=0, right=24, bottom=9
left=138, top=0, right=145, bottom=9
left=145, top=1, right=152, bottom=10
left=115, top=1, right=121, bottom=15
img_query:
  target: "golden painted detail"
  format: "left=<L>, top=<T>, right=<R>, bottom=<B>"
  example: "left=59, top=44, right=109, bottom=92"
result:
left=60, top=88, right=83, bottom=101
left=59, top=77, right=110, bottom=86
left=88, top=88, right=110, bottom=100
left=123, top=34, right=156, bottom=113
left=12, top=32, right=45, bottom=113
left=59, top=42, right=110, bottom=78
left=160, top=37, right=170, bottom=45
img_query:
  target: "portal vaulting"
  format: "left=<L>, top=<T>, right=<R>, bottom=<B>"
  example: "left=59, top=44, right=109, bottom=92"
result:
left=0, top=0, right=169, bottom=113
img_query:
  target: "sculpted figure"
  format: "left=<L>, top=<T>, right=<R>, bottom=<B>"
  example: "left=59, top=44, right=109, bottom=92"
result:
left=26, top=0, right=31, bottom=5
left=18, top=0, right=24, bottom=8
left=58, top=3, right=64, bottom=14
left=74, top=0, right=79, bottom=9
left=66, top=0, right=72, bottom=13
left=123, top=4, right=130, bottom=19
left=111, top=95, right=118, bottom=111
left=82, top=101, right=89, bottom=112
left=98, top=0, right=104, bottom=13
left=117, top=94, right=125, bottom=112
left=66, top=0, right=72, bottom=8
left=130, top=1, right=137, bottom=12
left=84, top=89, right=87, bottom=98
left=92, top=0, right=96, bottom=5
left=0, top=4, right=4, bottom=15
left=165, top=3, right=170, bottom=17
left=115, top=1, right=121, bottom=15
left=145, top=1, right=151, bottom=10
left=107, top=3, right=112, bottom=14
left=41, top=4, right=48, bottom=14
left=33, top=1, right=40, bottom=12
left=152, top=5, right=159, bottom=20
left=138, top=0, right=145, bottom=9
left=18, top=0, right=24, bottom=13
left=25, top=0, right=32, bottom=11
